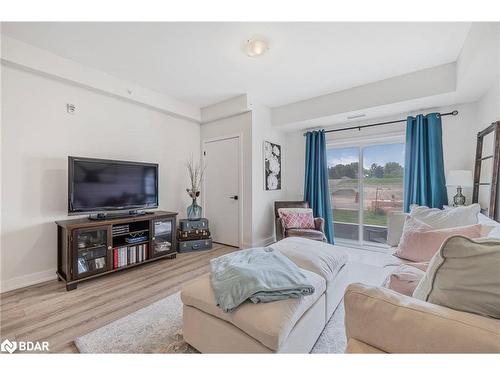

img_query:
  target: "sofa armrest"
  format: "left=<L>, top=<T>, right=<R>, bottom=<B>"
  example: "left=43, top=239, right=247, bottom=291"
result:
left=344, top=283, right=500, bottom=353
left=314, top=217, right=325, bottom=233
left=386, top=212, right=408, bottom=246
left=276, top=218, right=286, bottom=241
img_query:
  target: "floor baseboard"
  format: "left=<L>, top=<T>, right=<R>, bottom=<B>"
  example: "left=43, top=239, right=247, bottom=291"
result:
left=1, top=268, right=57, bottom=293
left=0, top=235, right=274, bottom=293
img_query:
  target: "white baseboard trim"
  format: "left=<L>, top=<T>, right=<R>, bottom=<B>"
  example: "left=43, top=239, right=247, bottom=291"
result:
left=1, top=268, right=57, bottom=293
left=1, top=236, right=275, bottom=293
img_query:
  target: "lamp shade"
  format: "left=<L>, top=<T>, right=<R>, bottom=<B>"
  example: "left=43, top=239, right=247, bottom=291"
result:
left=446, top=170, right=473, bottom=187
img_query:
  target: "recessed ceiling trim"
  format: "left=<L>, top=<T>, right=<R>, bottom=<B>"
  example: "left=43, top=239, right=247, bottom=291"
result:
left=1, top=35, right=201, bottom=122
left=271, top=63, right=457, bottom=126
left=346, top=113, right=366, bottom=120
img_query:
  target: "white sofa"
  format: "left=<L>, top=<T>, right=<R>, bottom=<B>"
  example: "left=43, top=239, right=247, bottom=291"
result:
left=181, top=237, right=350, bottom=353
left=345, top=210, right=500, bottom=353
left=344, top=282, right=500, bottom=353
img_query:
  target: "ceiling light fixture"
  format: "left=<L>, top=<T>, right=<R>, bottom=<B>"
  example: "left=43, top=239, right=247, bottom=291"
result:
left=245, top=38, right=269, bottom=57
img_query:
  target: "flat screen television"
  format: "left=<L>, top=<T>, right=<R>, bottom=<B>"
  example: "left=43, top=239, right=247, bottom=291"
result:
left=68, top=156, right=159, bottom=214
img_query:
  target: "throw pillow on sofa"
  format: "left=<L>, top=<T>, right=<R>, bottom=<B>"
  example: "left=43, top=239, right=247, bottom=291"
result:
left=413, top=235, right=500, bottom=319
left=278, top=208, right=315, bottom=230
left=409, top=203, right=480, bottom=229
left=383, top=264, right=426, bottom=296
left=394, top=216, right=493, bottom=262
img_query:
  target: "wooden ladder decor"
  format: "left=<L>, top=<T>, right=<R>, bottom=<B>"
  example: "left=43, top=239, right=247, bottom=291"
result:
left=472, top=121, right=500, bottom=219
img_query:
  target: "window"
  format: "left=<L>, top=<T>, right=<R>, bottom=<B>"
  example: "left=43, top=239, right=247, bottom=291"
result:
left=327, top=141, right=405, bottom=246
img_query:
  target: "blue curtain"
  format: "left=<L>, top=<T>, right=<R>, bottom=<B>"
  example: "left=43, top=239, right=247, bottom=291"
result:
left=404, top=113, right=448, bottom=212
left=304, top=130, right=334, bottom=243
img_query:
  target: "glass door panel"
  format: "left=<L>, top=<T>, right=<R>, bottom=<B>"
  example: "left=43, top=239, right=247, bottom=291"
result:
left=362, top=144, right=405, bottom=244
left=327, top=147, right=360, bottom=241
left=74, top=226, right=110, bottom=278
left=151, top=218, right=174, bottom=257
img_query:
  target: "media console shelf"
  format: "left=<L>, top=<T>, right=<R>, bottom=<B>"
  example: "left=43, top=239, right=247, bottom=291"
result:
left=56, top=211, right=177, bottom=291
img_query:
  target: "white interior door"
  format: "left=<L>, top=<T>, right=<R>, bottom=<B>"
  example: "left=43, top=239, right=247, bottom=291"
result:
left=203, top=136, right=240, bottom=247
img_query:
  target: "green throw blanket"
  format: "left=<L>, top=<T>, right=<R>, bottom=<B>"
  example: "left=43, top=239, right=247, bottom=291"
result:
left=210, top=247, right=315, bottom=312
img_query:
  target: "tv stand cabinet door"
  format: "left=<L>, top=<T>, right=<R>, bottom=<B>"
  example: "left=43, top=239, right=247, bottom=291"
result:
left=150, top=216, right=176, bottom=258
left=71, top=225, right=112, bottom=280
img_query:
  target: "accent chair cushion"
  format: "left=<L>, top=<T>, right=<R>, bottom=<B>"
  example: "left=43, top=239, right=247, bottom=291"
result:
left=413, top=235, right=500, bottom=319
left=278, top=208, right=315, bottom=230
left=285, top=228, right=326, bottom=241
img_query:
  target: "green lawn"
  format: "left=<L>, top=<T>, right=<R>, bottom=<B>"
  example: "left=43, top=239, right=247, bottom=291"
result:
left=333, top=209, right=388, bottom=226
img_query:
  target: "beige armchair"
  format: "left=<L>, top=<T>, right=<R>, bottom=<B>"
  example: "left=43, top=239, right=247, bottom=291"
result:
left=274, top=201, right=326, bottom=242
left=344, top=283, right=500, bottom=353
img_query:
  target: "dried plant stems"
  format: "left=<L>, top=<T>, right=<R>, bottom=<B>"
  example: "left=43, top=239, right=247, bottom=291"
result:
left=186, top=155, right=206, bottom=198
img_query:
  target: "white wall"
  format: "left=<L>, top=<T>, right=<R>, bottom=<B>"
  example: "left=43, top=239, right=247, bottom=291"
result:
left=251, top=102, right=287, bottom=245
left=200, top=111, right=253, bottom=247
left=1, top=65, right=200, bottom=292
left=282, top=131, right=305, bottom=201
left=199, top=100, right=288, bottom=246
left=1, top=35, right=201, bottom=122
left=477, top=81, right=500, bottom=127
left=281, top=102, right=480, bottom=205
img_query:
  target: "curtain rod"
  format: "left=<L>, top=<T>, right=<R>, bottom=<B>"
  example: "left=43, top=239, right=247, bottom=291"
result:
left=303, top=110, right=459, bottom=136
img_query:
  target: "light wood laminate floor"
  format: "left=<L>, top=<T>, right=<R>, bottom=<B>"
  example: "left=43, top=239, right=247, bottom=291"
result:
left=0, top=243, right=237, bottom=353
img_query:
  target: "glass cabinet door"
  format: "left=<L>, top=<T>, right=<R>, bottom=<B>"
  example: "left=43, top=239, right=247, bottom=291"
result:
left=151, top=218, right=174, bottom=257
left=73, top=226, right=111, bottom=278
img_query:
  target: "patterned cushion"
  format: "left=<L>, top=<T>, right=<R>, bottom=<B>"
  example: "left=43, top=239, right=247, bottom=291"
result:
left=278, top=208, right=315, bottom=229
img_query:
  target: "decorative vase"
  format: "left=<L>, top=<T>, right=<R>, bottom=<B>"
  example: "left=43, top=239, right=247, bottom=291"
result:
left=187, top=198, right=202, bottom=221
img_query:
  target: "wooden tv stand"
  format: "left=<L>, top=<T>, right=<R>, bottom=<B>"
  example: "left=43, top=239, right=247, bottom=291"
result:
left=56, top=211, right=177, bottom=291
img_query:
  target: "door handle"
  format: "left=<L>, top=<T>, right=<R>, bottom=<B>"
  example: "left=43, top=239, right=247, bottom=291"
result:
left=229, top=195, right=238, bottom=200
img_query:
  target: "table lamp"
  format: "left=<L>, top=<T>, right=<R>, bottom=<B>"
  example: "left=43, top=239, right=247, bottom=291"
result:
left=446, top=170, right=473, bottom=206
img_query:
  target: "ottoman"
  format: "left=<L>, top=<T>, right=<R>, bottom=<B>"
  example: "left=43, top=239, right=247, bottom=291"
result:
left=181, top=237, right=350, bottom=353
left=272, top=237, right=349, bottom=318
left=182, top=268, right=326, bottom=353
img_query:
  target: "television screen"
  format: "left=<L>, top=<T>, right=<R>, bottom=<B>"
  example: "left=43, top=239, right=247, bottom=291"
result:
left=69, top=157, right=158, bottom=213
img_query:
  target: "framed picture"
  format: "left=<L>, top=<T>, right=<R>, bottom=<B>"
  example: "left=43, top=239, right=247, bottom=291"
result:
left=264, top=141, right=282, bottom=190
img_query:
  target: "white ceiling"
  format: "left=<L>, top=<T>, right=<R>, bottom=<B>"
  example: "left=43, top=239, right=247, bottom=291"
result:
left=1, top=22, right=471, bottom=108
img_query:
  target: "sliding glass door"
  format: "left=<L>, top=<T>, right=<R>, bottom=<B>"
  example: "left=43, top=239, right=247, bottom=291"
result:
left=328, top=147, right=360, bottom=241
left=328, top=141, right=405, bottom=246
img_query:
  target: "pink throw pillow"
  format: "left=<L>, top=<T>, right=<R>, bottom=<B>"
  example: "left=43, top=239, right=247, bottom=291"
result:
left=278, top=208, right=315, bottom=230
left=383, top=264, right=426, bottom=296
left=404, top=262, right=429, bottom=272
left=394, top=217, right=493, bottom=262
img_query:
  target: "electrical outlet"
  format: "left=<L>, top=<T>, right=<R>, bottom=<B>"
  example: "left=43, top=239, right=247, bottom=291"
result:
left=66, top=103, right=76, bottom=114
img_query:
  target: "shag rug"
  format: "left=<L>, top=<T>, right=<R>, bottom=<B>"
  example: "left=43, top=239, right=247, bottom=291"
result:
left=75, top=292, right=347, bottom=354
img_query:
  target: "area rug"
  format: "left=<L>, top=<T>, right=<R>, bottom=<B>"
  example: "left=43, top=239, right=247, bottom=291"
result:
left=75, top=292, right=347, bottom=353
